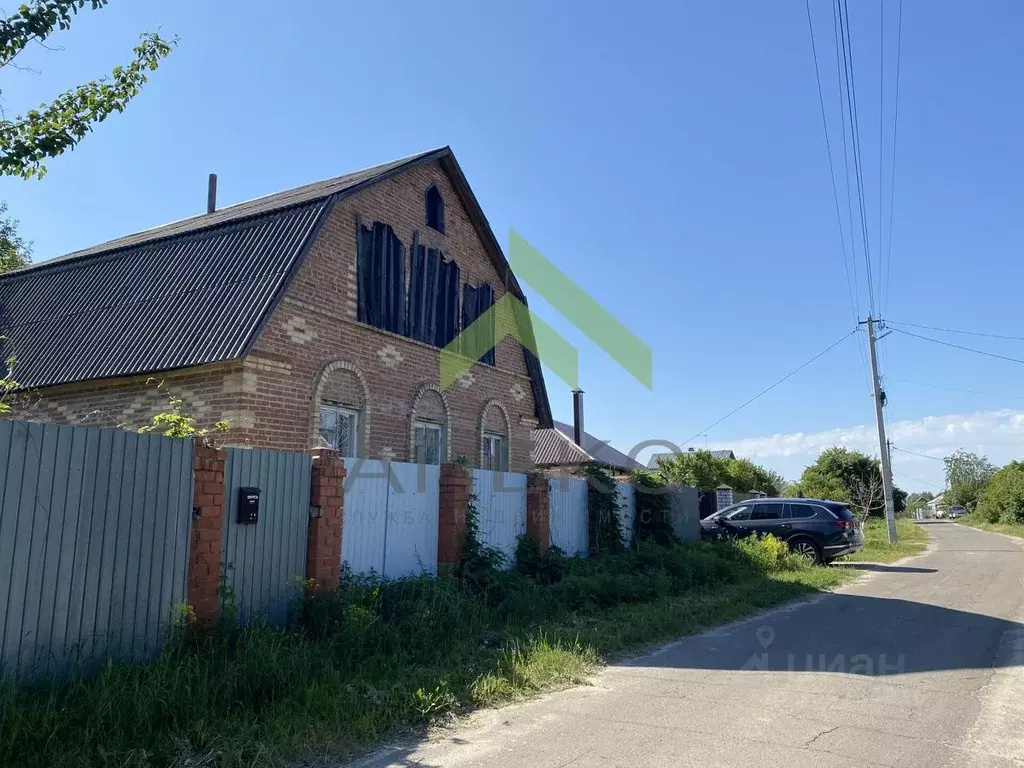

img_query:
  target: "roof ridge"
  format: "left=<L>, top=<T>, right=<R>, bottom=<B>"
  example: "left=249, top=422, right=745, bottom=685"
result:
left=6, top=146, right=449, bottom=279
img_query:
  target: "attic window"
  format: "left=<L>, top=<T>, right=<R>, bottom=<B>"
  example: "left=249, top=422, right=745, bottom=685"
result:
left=425, top=184, right=445, bottom=234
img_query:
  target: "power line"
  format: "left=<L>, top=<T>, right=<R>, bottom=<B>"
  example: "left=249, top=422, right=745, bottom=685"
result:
left=804, top=0, right=859, bottom=325
left=837, top=0, right=877, bottom=315
left=890, top=377, right=1024, bottom=402
left=891, top=445, right=944, bottom=462
left=888, top=320, right=1024, bottom=342
left=878, top=0, right=885, bottom=313
left=891, top=327, right=1024, bottom=367
left=896, top=473, right=942, bottom=490
left=679, top=330, right=856, bottom=448
left=881, top=0, right=904, bottom=316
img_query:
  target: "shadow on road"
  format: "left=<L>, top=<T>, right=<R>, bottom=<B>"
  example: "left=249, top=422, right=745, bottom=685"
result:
left=832, top=563, right=938, bottom=573
left=623, top=593, right=1022, bottom=678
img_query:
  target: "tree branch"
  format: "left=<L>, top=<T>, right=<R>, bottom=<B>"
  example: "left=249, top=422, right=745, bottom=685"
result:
left=0, top=31, right=175, bottom=178
left=0, top=1, right=105, bottom=67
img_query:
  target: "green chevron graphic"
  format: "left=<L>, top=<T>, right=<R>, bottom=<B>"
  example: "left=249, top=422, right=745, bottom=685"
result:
left=440, top=230, right=652, bottom=392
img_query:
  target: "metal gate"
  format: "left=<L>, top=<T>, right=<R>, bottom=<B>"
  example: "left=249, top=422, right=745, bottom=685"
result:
left=222, top=448, right=311, bottom=624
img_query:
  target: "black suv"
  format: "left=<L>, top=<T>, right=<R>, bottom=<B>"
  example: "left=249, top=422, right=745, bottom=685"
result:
left=700, top=498, right=863, bottom=565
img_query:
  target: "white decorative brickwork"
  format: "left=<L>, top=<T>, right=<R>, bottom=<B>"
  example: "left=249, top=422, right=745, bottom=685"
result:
left=378, top=343, right=404, bottom=369
left=458, top=371, right=475, bottom=389
left=283, top=316, right=317, bottom=345
left=510, top=382, right=527, bottom=402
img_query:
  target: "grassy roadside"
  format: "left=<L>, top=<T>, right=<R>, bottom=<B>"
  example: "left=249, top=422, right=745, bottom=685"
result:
left=957, top=515, right=1024, bottom=540
left=0, top=538, right=854, bottom=768
left=841, top=517, right=929, bottom=564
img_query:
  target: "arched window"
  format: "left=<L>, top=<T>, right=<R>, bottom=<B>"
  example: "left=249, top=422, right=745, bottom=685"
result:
left=479, top=400, right=511, bottom=472
left=425, top=183, right=445, bottom=234
left=410, top=384, right=451, bottom=464
left=312, top=362, right=369, bottom=458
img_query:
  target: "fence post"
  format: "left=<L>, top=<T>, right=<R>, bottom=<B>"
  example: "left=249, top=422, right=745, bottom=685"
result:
left=189, top=445, right=226, bottom=621
left=307, top=448, right=345, bottom=591
left=438, top=463, right=469, bottom=574
left=526, top=472, right=551, bottom=553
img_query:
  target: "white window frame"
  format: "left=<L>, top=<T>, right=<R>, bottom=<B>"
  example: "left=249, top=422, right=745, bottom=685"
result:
left=482, top=431, right=509, bottom=472
left=413, top=420, right=445, bottom=465
left=318, top=404, right=360, bottom=458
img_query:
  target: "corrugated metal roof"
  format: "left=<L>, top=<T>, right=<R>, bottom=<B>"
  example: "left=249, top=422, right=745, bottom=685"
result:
left=531, top=427, right=593, bottom=466
left=0, top=199, right=329, bottom=389
left=532, top=421, right=641, bottom=470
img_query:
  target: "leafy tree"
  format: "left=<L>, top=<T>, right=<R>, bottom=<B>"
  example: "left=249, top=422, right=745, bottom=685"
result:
left=1, top=1, right=176, bottom=179
left=0, top=201, right=31, bottom=272
left=656, top=450, right=726, bottom=492
left=975, top=461, right=1024, bottom=524
left=792, top=447, right=906, bottom=517
left=943, top=450, right=995, bottom=511
left=655, top=450, right=783, bottom=496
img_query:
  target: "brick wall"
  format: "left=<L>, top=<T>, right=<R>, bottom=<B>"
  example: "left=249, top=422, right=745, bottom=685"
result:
left=240, top=160, right=540, bottom=470
left=189, top=446, right=226, bottom=620
left=17, top=363, right=242, bottom=436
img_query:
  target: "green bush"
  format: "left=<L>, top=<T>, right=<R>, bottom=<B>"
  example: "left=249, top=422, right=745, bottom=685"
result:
left=733, top=534, right=807, bottom=573
left=515, top=536, right=569, bottom=585
left=976, top=461, right=1024, bottom=525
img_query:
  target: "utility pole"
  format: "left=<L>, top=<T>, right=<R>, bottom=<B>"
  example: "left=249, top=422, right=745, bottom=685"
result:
left=865, top=316, right=897, bottom=543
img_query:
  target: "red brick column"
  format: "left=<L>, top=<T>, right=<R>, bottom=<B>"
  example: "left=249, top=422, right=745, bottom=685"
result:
left=438, top=463, right=470, bottom=574
left=526, top=472, right=551, bottom=553
left=189, top=446, right=226, bottom=621
left=307, top=448, right=345, bottom=591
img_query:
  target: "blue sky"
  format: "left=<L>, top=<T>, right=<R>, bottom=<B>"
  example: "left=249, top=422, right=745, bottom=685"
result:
left=3, top=0, right=1024, bottom=491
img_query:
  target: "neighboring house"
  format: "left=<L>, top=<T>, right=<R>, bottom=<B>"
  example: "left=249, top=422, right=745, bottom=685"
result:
left=925, top=494, right=947, bottom=519
left=646, top=448, right=736, bottom=469
left=531, top=390, right=641, bottom=472
left=0, top=147, right=552, bottom=471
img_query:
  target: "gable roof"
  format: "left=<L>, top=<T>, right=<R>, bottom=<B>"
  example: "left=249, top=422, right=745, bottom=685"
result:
left=0, top=148, right=553, bottom=427
left=531, top=420, right=642, bottom=470
left=646, top=449, right=736, bottom=469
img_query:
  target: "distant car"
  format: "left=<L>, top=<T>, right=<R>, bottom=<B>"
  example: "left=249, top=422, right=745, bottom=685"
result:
left=947, top=506, right=968, bottom=519
left=700, top=498, right=863, bottom=565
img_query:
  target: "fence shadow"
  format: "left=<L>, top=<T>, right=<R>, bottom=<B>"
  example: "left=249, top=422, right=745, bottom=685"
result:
left=620, top=593, right=1023, bottom=677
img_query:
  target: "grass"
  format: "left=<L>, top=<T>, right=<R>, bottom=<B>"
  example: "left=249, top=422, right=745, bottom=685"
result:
left=0, top=537, right=855, bottom=768
left=841, top=516, right=929, bottom=564
left=956, top=515, right=1024, bottom=540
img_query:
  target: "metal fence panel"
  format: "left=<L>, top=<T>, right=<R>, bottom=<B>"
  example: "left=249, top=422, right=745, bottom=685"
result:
left=385, top=462, right=439, bottom=578
left=670, top=486, right=701, bottom=541
left=616, top=482, right=636, bottom=547
left=0, top=421, right=193, bottom=680
left=548, top=475, right=589, bottom=556
left=341, top=460, right=439, bottom=579
left=341, top=459, right=390, bottom=575
left=222, top=448, right=311, bottom=625
left=472, top=469, right=527, bottom=565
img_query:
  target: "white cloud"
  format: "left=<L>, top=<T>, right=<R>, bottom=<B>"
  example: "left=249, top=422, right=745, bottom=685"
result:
left=706, top=408, right=1024, bottom=490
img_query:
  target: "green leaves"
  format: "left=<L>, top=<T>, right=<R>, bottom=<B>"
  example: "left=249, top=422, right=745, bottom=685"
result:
left=0, top=2, right=176, bottom=179
left=0, top=2, right=107, bottom=65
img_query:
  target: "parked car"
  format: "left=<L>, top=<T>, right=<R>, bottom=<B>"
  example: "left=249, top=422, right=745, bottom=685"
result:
left=700, top=498, right=863, bottom=565
left=947, top=506, right=968, bottom=519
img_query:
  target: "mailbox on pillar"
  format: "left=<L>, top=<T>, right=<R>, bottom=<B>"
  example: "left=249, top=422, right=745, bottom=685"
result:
left=238, top=487, right=260, bottom=524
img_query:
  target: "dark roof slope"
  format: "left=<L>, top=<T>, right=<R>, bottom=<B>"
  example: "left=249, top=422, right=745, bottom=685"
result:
left=531, top=420, right=641, bottom=470
left=0, top=148, right=552, bottom=426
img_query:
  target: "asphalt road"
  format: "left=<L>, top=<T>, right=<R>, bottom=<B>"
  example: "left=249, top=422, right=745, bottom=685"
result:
left=354, top=522, right=1024, bottom=768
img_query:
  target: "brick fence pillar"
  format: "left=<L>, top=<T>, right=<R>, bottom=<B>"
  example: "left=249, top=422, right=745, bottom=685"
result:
left=189, top=446, right=226, bottom=621
left=307, top=448, right=345, bottom=591
left=526, top=472, right=551, bottom=553
left=438, top=463, right=470, bottom=574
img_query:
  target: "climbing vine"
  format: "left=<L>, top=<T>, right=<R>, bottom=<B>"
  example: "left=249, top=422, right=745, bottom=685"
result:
left=578, top=464, right=625, bottom=556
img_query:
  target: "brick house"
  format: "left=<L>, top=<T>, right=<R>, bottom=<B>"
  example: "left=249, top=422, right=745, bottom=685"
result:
left=0, top=147, right=552, bottom=471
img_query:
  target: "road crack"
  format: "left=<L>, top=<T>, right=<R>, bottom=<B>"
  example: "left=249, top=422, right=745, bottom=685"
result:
left=805, top=725, right=841, bottom=747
